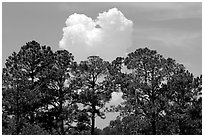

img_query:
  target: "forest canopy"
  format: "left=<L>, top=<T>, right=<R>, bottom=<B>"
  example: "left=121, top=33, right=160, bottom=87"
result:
left=2, top=40, right=202, bottom=135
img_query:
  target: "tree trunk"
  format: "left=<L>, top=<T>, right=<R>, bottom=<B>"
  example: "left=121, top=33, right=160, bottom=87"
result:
left=29, top=72, right=35, bottom=124
left=151, top=112, right=156, bottom=135
left=30, top=113, right=35, bottom=123
left=16, top=107, right=20, bottom=134
left=59, top=98, right=64, bottom=134
left=151, top=89, right=156, bottom=135
left=16, top=114, right=20, bottom=135
left=60, top=116, right=64, bottom=134
left=91, top=111, right=95, bottom=135
left=91, top=77, right=96, bottom=135
left=59, top=86, right=64, bottom=135
left=179, top=119, right=184, bottom=135
left=16, top=85, right=20, bottom=135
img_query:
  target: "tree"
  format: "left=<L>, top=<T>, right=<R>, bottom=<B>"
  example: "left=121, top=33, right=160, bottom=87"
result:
left=105, top=116, right=123, bottom=135
left=102, top=114, right=151, bottom=135
left=2, top=41, right=54, bottom=134
left=76, top=56, right=112, bottom=134
left=164, top=69, right=202, bottom=135
left=21, top=123, right=49, bottom=135
left=17, top=41, right=54, bottom=123
left=110, top=47, right=202, bottom=135
left=3, top=43, right=201, bottom=135
left=75, top=110, right=91, bottom=134
left=3, top=51, right=23, bottom=134
left=36, top=50, right=81, bottom=134
left=118, top=48, right=179, bottom=134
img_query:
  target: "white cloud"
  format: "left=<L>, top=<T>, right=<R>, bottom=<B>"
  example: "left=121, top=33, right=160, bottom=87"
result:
left=59, top=8, right=133, bottom=62
left=111, top=91, right=123, bottom=102
left=107, top=91, right=123, bottom=107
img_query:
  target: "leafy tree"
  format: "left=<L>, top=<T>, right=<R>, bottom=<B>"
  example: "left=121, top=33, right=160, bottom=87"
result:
left=17, top=41, right=54, bottom=123
left=3, top=43, right=202, bottom=135
left=21, top=123, right=49, bottom=135
left=94, top=127, right=103, bottom=135
left=109, top=48, right=202, bottom=135
left=75, top=110, right=91, bottom=134
left=104, top=116, right=123, bottom=135
left=164, top=69, right=202, bottom=135
left=76, top=56, right=112, bottom=134
left=102, top=115, right=151, bottom=135
left=113, top=48, right=182, bottom=134
left=2, top=41, right=54, bottom=134
left=2, top=51, right=23, bottom=134
left=35, top=50, right=81, bottom=134
left=121, top=48, right=169, bottom=134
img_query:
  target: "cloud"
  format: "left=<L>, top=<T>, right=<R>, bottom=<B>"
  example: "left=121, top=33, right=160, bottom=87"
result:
left=59, top=8, right=133, bottom=62
left=109, top=92, right=123, bottom=105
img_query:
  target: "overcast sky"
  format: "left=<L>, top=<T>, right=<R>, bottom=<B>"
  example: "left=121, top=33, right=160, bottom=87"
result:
left=2, top=2, right=202, bottom=129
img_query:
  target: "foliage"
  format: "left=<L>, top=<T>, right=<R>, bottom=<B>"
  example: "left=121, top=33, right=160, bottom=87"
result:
left=21, top=123, right=49, bottom=135
left=2, top=41, right=54, bottom=134
left=162, top=71, right=202, bottom=135
left=36, top=50, right=80, bottom=134
left=2, top=42, right=202, bottom=135
left=104, top=47, right=202, bottom=135
left=76, top=56, right=112, bottom=134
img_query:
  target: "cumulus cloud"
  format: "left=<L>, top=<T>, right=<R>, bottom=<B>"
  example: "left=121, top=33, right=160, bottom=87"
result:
left=59, top=8, right=133, bottom=62
left=109, top=92, right=123, bottom=106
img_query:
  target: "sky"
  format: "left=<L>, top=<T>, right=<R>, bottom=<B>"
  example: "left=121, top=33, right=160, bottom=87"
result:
left=2, top=2, right=202, bottom=129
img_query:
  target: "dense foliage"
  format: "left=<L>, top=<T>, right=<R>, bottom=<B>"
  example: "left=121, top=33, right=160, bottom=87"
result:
left=2, top=41, right=202, bottom=135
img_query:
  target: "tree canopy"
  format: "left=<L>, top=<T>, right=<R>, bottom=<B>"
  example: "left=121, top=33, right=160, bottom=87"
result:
left=2, top=41, right=202, bottom=135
